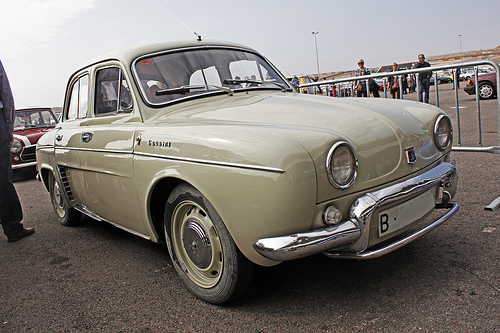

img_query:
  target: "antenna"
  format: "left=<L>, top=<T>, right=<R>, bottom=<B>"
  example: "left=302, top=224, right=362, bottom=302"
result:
left=149, top=0, right=202, bottom=41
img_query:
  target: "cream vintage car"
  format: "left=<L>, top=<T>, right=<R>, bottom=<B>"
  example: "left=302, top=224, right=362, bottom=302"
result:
left=36, top=39, right=458, bottom=304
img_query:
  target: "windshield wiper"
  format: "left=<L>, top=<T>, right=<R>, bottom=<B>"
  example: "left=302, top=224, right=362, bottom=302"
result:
left=223, top=79, right=287, bottom=92
left=156, top=84, right=233, bottom=96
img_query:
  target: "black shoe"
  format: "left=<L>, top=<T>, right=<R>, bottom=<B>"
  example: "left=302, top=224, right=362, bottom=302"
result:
left=8, top=227, right=35, bottom=243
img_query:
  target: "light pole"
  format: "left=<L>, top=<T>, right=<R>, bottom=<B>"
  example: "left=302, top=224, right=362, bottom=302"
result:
left=458, top=34, right=463, bottom=61
left=312, top=31, right=320, bottom=81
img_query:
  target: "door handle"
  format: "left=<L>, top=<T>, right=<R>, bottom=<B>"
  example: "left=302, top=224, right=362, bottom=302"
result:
left=55, top=133, right=63, bottom=142
left=81, top=132, right=94, bottom=143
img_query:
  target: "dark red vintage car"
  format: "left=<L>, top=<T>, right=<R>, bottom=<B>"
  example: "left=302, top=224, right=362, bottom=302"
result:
left=11, top=108, right=58, bottom=171
left=464, top=71, right=497, bottom=100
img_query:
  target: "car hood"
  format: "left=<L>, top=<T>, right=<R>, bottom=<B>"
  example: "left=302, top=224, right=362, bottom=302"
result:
left=146, top=92, right=445, bottom=200
left=13, top=127, right=55, bottom=145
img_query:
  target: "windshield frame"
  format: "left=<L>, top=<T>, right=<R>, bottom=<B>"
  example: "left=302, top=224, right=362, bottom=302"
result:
left=131, top=46, right=293, bottom=107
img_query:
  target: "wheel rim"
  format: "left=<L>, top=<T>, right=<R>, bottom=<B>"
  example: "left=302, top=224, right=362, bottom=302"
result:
left=171, top=200, right=223, bottom=288
left=52, top=178, right=66, bottom=219
left=479, top=85, right=493, bottom=99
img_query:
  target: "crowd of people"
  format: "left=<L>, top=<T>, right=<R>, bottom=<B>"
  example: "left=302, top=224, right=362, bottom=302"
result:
left=356, top=54, right=432, bottom=103
left=297, top=53, right=434, bottom=103
left=354, top=53, right=432, bottom=103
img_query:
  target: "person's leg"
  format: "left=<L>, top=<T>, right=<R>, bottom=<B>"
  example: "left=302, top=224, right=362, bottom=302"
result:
left=424, top=80, right=430, bottom=103
left=418, top=82, right=424, bottom=102
left=0, top=139, right=24, bottom=238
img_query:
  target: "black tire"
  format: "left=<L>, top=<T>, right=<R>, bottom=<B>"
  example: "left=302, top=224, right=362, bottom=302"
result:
left=164, top=183, right=254, bottom=304
left=48, top=173, right=82, bottom=226
left=478, top=82, right=495, bottom=100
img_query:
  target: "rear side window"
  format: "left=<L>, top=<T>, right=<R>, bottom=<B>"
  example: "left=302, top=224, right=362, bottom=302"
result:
left=67, top=74, right=89, bottom=120
left=95, top=67, right=133, bottom=116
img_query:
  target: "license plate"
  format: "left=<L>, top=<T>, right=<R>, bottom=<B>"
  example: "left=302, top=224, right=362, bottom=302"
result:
left=378, top=190, right=435, bottom=237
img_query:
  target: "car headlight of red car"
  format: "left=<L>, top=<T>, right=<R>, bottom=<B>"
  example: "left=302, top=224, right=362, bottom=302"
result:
left=10, top=139, right=22, bottom=154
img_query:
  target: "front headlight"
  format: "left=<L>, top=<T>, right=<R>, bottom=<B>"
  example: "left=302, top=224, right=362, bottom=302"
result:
left=10, top=139, right=22, bottom=154
left=434, top=115, right=452, bottom=150
left=326, top=141, right=358, bottom=189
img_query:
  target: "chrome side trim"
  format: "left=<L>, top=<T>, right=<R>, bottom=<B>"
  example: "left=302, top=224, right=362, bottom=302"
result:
left=74, top=205, right=151, bottom=241
left=324, top=203, right=458, bottom=259
left=253, top=162, right=458, bottom=261
left=51, top=147, right=284, bottom=173
left=134, top=152, right=285, bottom=173
left=78, top=148, right=133, bottom=154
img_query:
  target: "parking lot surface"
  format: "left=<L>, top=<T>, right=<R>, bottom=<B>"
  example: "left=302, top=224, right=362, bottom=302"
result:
left=1, top=85, right=499, bottom=332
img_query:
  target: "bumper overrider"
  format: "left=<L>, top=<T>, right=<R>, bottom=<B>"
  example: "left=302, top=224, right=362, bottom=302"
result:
left=254, top=161, right=458, bottom=261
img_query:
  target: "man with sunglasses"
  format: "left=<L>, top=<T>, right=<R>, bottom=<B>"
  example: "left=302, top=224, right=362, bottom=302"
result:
left=415, top=54, right=432, bottom=103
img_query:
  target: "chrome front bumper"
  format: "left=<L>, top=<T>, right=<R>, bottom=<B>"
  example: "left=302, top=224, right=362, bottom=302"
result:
left=253, top=162, right=458, bottom=261
left=12, top=161, right=37, bottom=169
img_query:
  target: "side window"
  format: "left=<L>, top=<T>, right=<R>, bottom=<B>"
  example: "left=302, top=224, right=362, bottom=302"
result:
left=67, top=74, right=89, bottom=121
left=95, top=67, right=133, bottom=116
left=68, top=83, right=79, bottom=120
left=79, top=75, right=89, bottom=118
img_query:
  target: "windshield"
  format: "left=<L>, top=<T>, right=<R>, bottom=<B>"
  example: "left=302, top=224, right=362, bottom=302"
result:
left=14, top=109, right=58, bottom=131
left=134, top=47, right=291, bottom=105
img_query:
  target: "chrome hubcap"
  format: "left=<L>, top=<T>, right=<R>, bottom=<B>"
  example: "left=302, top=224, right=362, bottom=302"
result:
left=183, top=220, right=212, bottom=269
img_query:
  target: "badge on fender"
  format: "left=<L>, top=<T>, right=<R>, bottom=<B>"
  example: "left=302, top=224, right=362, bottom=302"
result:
left=405, top=146, right=417, bottom=164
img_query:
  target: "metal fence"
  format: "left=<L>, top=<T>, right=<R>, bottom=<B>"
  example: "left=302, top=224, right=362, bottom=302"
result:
left=300, top=60, right=500, bottom=210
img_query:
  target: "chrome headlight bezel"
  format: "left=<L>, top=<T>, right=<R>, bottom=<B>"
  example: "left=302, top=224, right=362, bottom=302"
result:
left=326, top=141, right=358, bottom=189
left=434, top=115, right=453, bottom=151
left=10, top=139, right=22, bottom=154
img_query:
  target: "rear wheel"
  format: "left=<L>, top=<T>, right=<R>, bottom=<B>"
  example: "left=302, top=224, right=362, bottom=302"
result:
left=478, top=82, right=495, bottom=100
left=48, top=173, right=81, bottom=226
left=164, top=183, right=253, bottom=304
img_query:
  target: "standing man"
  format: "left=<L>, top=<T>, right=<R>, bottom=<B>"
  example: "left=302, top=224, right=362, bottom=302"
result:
left=0, top=60, right=35, bottom=242
left=415, top=54, right=432, bottom=103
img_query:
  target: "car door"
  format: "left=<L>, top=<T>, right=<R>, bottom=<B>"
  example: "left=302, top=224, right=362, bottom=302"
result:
left=79, top=65, right=147, bottom=235
left=54, top=73, right=89, bottom=206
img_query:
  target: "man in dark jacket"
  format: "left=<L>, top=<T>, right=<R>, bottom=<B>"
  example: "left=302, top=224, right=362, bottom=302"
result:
left=0, top=60, right=35, bottom=242
left=415, top=54, right=432, bottom=103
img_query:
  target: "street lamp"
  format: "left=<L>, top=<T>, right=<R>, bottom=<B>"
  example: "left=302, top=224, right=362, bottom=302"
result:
left=312, top=31, right=320, bottom=81
left=458, top=34, right=463, bottom=61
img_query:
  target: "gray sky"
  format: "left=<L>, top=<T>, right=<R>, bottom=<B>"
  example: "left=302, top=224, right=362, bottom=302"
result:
left=1, top=0, right=499, bottom=108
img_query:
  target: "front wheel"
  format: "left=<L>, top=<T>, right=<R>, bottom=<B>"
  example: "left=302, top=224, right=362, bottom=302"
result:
left=164, top=183, right=254, bottom=304
left=48, top=173, right=81, bottom=226
left=478, top=82, right=495, bottom=100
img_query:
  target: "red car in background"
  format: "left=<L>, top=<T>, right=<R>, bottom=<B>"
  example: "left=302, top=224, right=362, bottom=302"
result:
left=464, top=71, right=497, bottom=100
left=11, top=108, right=58, bottom=171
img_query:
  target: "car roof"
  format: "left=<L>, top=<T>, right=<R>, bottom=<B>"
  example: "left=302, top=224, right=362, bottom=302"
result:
left=82, top=39, right=257, bottom=71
